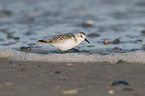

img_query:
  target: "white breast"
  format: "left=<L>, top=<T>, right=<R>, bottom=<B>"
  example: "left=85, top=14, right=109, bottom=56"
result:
left=50, top=38, right=81, bottom=51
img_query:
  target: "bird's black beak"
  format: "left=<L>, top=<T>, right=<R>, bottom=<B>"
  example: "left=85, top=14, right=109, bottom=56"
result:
left=85, top=38, right=90, bottom=44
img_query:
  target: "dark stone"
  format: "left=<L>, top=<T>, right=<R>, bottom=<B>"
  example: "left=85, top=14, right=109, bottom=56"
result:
left=20, top=47, right=31, bottom=51
left=1, top=10, right=12, bottom=16
left=63, top=79, right=66, bottom=81
left=13, top=37, right=20, bottom=40
left=113, top=47, right=122, bottom=50
left=112, top=80, right=129, bottom=86
left=19, top=64, right=22, bottom=66
left=37, top=65, right=41, bottom=67
left=141, top=30, right=145, bottom=34
left=112, top=39, right=121, bottom=44
left=55, top=71, right=61, bottom=74
left=116, top=60, right=125, bottom=64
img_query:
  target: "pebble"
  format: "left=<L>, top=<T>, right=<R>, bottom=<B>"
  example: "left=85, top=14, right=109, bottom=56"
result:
left=116, top=60, right=125, bottom=64
left=37, top=65, right=41, bottom=67
left=141, top=30, right=145, bottom=36
left=103, top=40, right=110, bottom=45
left=84, top=20, right=93, bottom=25
left=0, top=10, right=12, bottom=17
left=62, top=89, right=78, bottom=95
left=112, top=80, right=129, bottom=86
left=112, top=39, right=121, bottom=44
left=12, top=65, right=16, bottom=67
left=63, top=79, right=66, bottom=81
left=82, top=20, right=94, bottom=27
left=67, top=63, right=73, bottom=66
left=55, top=71, right=61, bottom=74
left=4, top=82, right=13, bottom=87
left=20, top=47, right=31, bottom=51
left=1, top=10, right=12, bottom=16
left=20, top=68, right=27, bottom=72
left=108, top=90, right=114, bottom=94
left=13, top=37, right=20, bottom=40
left=113, top=47, right=122, bottom=50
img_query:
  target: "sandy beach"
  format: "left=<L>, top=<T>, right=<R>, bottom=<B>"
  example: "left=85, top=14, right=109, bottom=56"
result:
left=0, top=58, right=145, bottom=96
left=0, top=0, right=145, bottom=95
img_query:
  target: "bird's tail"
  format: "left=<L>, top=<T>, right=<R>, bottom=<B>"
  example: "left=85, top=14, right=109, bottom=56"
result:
left=38, top=40, right=49, bottom=44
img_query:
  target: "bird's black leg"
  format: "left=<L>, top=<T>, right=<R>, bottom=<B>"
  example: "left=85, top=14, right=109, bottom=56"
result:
left=60, top=51, right=68, bottom=54
left=66, top=50, right=69, bottom=53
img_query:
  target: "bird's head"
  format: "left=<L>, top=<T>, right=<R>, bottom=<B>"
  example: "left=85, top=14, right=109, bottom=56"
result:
left=76, top=32, right=90, bottom=44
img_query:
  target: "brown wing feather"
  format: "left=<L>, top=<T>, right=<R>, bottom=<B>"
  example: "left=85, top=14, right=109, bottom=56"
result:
left=38, top=33, right=75, bottom=44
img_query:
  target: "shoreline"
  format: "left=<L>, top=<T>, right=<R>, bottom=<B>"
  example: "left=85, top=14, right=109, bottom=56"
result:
left=0, top=48, right=145, bottom=64
left=0, top=58, right=145, bottom=96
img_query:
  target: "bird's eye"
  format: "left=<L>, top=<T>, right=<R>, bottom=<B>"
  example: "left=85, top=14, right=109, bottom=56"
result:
left=80, top=35, right=83, bottom=37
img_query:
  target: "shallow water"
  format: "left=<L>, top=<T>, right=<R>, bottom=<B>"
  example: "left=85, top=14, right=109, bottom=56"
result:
left=0, top=0, right=145, bottom=55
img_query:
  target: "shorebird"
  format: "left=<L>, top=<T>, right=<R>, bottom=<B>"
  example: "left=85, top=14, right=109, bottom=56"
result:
left=38, top=32, right=90, bottom=51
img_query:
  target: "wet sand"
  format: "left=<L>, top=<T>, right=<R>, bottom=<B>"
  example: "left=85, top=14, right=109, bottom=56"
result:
left=0, top=58, right=145, bottom=96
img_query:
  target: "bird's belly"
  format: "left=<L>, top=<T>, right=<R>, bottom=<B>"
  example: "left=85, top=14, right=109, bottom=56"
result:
left=51, top=39, right=79, bottom=51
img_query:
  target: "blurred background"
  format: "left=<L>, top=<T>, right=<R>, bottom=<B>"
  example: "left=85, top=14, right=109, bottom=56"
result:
left=0, top=0, right=145, bottom=54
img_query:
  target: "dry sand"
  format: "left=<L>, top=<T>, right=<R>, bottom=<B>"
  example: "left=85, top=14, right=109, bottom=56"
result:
left=0, top=58, right=145, bottom=96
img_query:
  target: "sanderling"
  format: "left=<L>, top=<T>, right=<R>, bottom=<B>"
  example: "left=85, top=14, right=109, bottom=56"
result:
left=38, top=32, right=90, bottom=51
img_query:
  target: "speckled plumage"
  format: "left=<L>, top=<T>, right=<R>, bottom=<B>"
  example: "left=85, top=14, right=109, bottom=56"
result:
left=43, top=33, right=76, bottom=43
left=38, top=32, right=90, bottom=51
